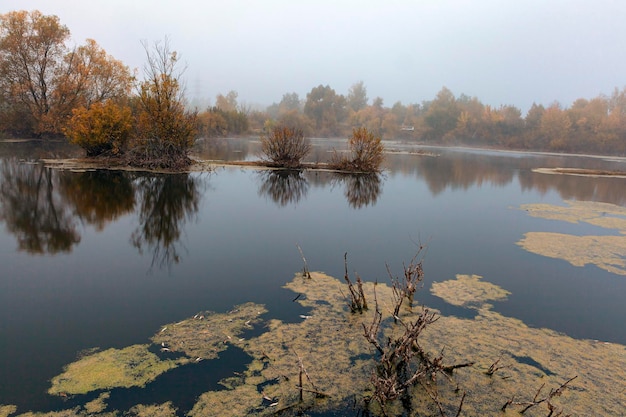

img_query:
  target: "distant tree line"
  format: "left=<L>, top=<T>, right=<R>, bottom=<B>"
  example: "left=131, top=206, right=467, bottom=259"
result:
left=1, top=10, right=625, bottom=156
left=260, top=84, right=626, bottom=155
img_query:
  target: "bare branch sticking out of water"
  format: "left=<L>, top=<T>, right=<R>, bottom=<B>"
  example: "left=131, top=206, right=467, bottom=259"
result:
left=501, top=376, right=578, bottom=415
left=343, top=253, right=368, bottom=313
left=296, top=243, right=311, bottom=279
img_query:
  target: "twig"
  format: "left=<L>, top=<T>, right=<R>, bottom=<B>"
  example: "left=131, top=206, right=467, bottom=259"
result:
left=296, top=243, right=311, bottom=279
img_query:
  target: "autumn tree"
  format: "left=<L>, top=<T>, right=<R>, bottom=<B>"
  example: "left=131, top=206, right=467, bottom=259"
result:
left=0, top=10, right=70, bottom=136
left=131, top=38, right=197, bottom=169
left=64, top=100, right=133, bottom=156
left=63, top=39, right=133, bottom=109
left=541, top=103, right=571, bottom=151
left=423, top=86, right=460, bottom=141
left=304, top=84, right=348, bottom=136
left=0, top=11, right=133, bottom=137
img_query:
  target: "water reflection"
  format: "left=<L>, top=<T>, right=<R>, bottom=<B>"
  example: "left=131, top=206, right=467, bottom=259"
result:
left=256, top=169, right=383, bottom=209
left=385, top=150, right=626, bottom=205
left=0, top=160, right=80, bottom=253
left=0, top=160, right=205, bottom=269
left=334, top=173, right=383, bottom=209
left=131, top=174, right=202, bottom=269
left=58, top=170, right=135, bottom=231
left=257, top=170, right=309, bottom=206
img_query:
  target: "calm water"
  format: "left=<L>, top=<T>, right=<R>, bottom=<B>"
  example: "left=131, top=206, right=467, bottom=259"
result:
left=1, top=138, right=626, bottom=414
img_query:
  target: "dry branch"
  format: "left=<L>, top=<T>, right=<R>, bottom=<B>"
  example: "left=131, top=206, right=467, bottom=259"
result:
left=343, top=253, right=368, bottom=313
left=502, top=376, right=577, bottom=414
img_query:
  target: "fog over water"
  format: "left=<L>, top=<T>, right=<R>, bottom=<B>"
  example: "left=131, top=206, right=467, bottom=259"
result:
left=2, top=0, right=626, bottom=112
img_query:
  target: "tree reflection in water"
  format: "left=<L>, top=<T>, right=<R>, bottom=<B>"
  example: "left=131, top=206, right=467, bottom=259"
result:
left=257, top=170, right=309, bottom=206
left=335, top=173, right=382, bottom=209
left=257, top=169, right=382, bottom=209
left=0, top=159, right=80, bottom=253
left=58, top=170, right=136, bottom=231
left=131, top=173, right=203, bottom=270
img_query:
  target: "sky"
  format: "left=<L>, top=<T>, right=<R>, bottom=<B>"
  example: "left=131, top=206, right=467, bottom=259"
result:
left=3, top=0, right=626, bottom=113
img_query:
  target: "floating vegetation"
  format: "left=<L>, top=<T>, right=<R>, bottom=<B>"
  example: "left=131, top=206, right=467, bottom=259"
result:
left=533, top=167, right=626, bottom=178
left=518, top=200, right=626, bottom=276
left=151, top=302, right=267, bottom=361
left=430, top=274, right=510, bottom=308
left=518, top=232, right=626, bottom=275
left=126, top=402, right=177, bottom=417
left=0, top=406, right=17, bottom=417
left=10, top=269, right=624, bottom=416
left=520, top=200, right=626, bottom=230
left=48, top=344, right=182, bottom=396
left=83, top=393, right=110, bottom=414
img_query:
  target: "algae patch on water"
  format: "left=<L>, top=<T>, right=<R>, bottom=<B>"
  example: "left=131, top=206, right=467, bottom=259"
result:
left=48, top=302, right=267, bottom=397
left=48, top=344, right=181, bottom=395
left=29, top=271, right=626, bottom=416
left=0, top=405, right=17, bottom=417
left=430, top=274, right=510, bottom=308
left=151, top=302, right=267, bottom=361
left=517, top=200, right=626, bottom=276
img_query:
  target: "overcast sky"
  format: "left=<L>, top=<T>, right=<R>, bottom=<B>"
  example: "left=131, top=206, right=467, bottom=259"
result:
left=3, top=0, right=626, bottom=113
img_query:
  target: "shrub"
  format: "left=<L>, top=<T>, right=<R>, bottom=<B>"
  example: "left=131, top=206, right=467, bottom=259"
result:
left=331, top=127, right=385, bottom=172
left=64, top=101, right=132, bottom=157
left=260, top=125, right=311, bottom=168
left=129, top=39, right=197, bottom=170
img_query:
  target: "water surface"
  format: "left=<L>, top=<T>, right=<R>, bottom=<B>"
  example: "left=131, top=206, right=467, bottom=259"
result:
left=1, top=138, right=625, bottom=413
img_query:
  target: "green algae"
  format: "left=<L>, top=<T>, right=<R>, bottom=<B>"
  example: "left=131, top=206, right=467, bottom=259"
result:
left=518, top=232, right=626, bottom=275
left=151, top=302, right=267, bottom=361
left=48, top=344, right=181, bottom=396
left=430, top=274, right=510, bottom=308
left=0, top=405, right=17, bottom=417
left=520, top=200, right=626, bottom=230
left=83, top=393, right=110, bottom=414
left=126, top=402, right=177, bottom=417
left=32, top=271, right=626, bottom=417
left=518, top=200, right=626, bottom=276
left=47, top=302, right=267, bottom=398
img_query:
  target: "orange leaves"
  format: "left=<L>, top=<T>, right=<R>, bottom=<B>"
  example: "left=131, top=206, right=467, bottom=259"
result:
left=64, top=100, right=133, bottom=156
left=0, top=10, right=131, bottom=137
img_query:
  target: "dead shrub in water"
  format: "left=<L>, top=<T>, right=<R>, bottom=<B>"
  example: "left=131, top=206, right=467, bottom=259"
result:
left=331, top=127, right=385, bottom=172
left=260, top=125, right=311, bottom=168
left=386, top=247, right=426, bottom=320
left=342, top=253, right=368, bottom=313
left=357, top=250, right=471, bottom=416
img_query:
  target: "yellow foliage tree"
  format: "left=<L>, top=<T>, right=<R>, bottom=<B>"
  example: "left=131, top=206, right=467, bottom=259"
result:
left=131, top=38, right=197, bottom=169
left=64, top=100, right=133, bottom=156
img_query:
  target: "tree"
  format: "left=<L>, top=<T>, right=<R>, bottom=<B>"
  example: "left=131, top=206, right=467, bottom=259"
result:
left=0, top=10, right=70, bottom=136
left=541, top=103, right=571, bottom=151
left=0, top=11, right=133, bottom=137
left=64, top=100, right=133, bottom=156
left=63, top=39, right=133, bottom=109
left=215, top=90, right=239, bottom=112
left=423, top=87, right=460, bottom=141
left=304, top=84, right=348, bottom=136
left=131, top=38, right=197, bottom=169
left=347, top=81, right=368, bottom=112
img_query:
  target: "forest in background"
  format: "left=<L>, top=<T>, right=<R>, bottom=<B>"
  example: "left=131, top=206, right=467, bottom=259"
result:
left=2, top=10, right=625, bottom=156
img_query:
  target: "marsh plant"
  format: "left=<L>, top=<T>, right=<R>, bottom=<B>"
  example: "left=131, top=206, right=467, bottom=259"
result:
left=260, top=125, right=311, bottom=168
left=331, top=127, right=385, bottom=173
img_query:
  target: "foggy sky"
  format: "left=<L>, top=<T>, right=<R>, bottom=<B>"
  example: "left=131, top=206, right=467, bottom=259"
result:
left=3, top=0, right=626, bottom=113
